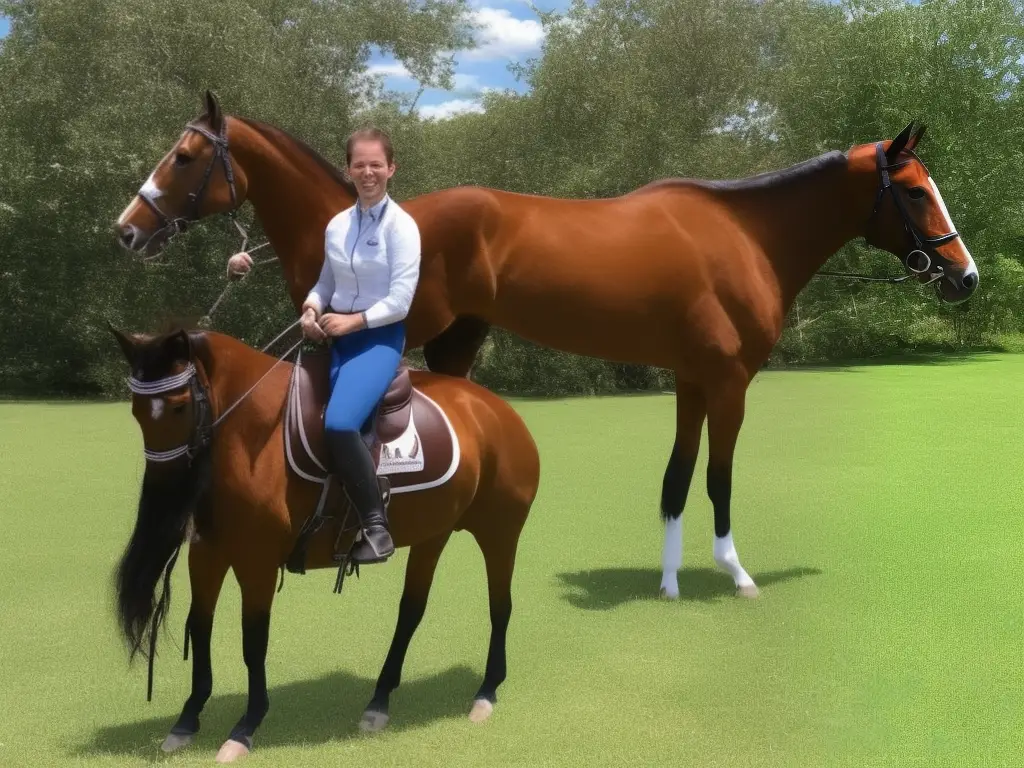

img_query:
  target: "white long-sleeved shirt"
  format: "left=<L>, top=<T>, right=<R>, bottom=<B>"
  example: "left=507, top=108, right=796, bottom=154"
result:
left=304, top=194, right=421, bottom=328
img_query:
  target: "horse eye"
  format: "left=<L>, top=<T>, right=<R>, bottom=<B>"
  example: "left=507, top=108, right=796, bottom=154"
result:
left=173, top=403, right=187, bottom=414
left=174, top=152, right=193, bottom=167
left=908, top=186, right=926, bottom=200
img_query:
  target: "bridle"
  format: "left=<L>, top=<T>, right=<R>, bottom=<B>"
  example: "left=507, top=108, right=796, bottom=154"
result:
left=135, top=120, right=242, bottom=246
left=817, top=142, right=961, bottom=286
left=865, top=142, right=959, bottom=284
left=127, top=362, right=213, bottom=464
left=125, top=325, right=303, bottom=465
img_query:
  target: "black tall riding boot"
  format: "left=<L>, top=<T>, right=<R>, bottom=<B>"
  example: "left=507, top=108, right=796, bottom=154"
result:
left=325, top=430, right=395, bottom=564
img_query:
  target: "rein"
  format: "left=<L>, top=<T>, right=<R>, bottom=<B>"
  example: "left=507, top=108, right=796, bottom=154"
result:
left=814, top=142, right=959, bottom=287
left=134, top=117, right=277, bottom=325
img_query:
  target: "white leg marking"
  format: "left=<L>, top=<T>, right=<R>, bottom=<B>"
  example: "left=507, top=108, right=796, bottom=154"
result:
left=660, top=516, right=682, bottom=598
left=713, top=532, right=758, bottom=597
left=150, top=398, right=164, bottom=420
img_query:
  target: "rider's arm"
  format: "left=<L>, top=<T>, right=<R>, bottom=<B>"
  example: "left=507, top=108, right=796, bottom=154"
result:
left=361, top=212, right=421, bottom=329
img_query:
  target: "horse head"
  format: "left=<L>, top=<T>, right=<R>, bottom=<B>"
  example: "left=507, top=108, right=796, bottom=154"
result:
left=853, top=121, right=979, bottom=304
left=115, top=91, right=248, bottom=257
left=109, top=325, right=211, bottom=464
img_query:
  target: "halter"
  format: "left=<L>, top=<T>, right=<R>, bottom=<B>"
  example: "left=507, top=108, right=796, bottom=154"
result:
left=135, top=120, right=240, bottom=242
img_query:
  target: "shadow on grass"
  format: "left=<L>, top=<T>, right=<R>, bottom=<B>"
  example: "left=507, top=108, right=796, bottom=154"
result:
left=75, top=664, right=483, bottom=759
left=556, top=566, right=822, bottom=609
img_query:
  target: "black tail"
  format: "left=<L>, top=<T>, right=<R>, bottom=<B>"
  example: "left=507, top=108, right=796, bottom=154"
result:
left=115, top=450, right=211, bottom=663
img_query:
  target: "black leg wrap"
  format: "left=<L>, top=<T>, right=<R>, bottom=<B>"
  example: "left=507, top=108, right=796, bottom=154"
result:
left=661, top=440, right=697, bottom=521
left=173, top=611, right=213, bottom=735
left=707, top=464, right=732, bottom=538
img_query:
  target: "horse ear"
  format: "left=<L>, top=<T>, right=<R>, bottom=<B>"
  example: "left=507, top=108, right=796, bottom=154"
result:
left=161, top=328, right=192, bottom=364
left=108, top=323, right=138, bottom=363
left=204, top=89, right=223, bottom=131
left=906, top=123, right=927, bottom=151
left=886, top=121, right=915, bottom=163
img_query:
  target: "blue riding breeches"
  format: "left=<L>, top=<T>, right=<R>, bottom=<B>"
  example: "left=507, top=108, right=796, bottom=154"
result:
left=324, top=320, right=405, bottom=435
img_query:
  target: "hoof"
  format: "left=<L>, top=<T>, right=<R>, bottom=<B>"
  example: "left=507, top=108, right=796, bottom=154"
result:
left=469, top=698, right=494, bottom=723
left=214, top=739, right=250, bottom=764
left=359, top=710, right=390, bottom=733
left=659, top=586, right=678, bottom=600
left=737, top=584, right=759, bottom=599
left=160, top=731, right=194, bottom=753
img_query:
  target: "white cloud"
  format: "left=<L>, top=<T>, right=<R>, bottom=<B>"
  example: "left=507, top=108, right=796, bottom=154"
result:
left=463, top=7, right=546, bottom=61
left=419, top=99, right=487, bottom=120
left=453, top=72, right=483, bottom=91
left=367, top=62, right=413, bottom=79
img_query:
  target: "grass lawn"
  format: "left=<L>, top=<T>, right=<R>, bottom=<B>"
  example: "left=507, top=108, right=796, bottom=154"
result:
left=1, top=353, right=1021, bottom=767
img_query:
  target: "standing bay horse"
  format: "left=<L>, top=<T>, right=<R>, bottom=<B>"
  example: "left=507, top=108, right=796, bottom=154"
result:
left=109, top=326, right=540, bottom=762
left=115, top=91, right=978, bottom=600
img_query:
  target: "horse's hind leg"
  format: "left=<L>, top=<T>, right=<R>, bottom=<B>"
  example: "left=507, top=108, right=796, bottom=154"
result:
left=703, top=367, right=758, bottom=598
left=467, top=500, right=529, bottom=724
left=660, top=380, right=707, bottom=599
left=161, top=538, right=229, bottom=754
left=213, top=560, right=279, bottom=763
left=360, top=532, right=453, bottom=732
left=422, top=316, right=491, bottom=378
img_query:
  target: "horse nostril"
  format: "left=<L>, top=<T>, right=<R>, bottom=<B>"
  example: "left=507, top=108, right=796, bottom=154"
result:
left=117, top=225, right=136, bottom=250
left=962, top=273, right=978, bottom=290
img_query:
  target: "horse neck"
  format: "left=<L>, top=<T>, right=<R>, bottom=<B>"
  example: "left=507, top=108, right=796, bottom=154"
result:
left=194, top=332, right=284, bottom=431
left=227, top=118, right=357, bottom=307
left=712, top=154, right=876, bottom=312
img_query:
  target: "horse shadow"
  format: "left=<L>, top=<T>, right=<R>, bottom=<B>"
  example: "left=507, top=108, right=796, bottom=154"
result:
left=555, top=566, right=822, bottom=610
left=75, top=664, right=482, bottom=759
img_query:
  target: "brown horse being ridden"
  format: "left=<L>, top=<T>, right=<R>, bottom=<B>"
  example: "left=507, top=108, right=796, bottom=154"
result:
left=109, top=325, right=540, bottom=762
left=115, top=91, right=978, bottom=601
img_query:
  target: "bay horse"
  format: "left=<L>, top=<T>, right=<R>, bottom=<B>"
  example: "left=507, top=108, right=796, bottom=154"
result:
left=108, top=325, right=540, bottom=762
left=115, top=91, right=979, bottom=601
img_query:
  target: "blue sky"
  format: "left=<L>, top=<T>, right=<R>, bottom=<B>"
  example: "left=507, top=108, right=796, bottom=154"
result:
left=368, top=0, right=576, bottom=119
left=0, top=2, right=571, bottom=119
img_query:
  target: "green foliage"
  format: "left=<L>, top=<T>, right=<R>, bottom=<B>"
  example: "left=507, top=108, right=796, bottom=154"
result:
left=3, top=0, right=1024, bottom=397
left=0, top=0, right=472, bottom=395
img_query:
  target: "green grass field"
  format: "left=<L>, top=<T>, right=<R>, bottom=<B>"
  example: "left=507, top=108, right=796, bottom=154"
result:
left=2, top=355, right=1022, bottom=767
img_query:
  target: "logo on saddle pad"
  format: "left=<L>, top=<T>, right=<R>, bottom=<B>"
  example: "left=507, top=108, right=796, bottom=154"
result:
left=376, top=412, right=424, bottom=474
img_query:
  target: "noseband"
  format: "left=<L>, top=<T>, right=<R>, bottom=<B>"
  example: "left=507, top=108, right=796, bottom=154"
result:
left=127, top=363, right=213, bottom=463
left=868, top=142, right=960, bottom=284
left=135, top=120, right=240, bottom=241
left=125, top=327, right=304, bottom=464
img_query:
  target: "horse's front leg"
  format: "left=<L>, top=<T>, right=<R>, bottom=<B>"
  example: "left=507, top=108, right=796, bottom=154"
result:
left=214, top=559, right=278, bottom=764
left=161, top=538, right=229, bottom=753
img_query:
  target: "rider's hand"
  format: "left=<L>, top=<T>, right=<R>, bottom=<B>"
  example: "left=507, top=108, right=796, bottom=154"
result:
left=319, top=312, right=365, bottom=338
left=226, top=252, right=253, bottom=280
left=301, top=307, right=327, bottom=342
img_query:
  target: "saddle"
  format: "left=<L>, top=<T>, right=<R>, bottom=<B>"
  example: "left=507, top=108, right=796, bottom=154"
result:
left=282, top=347, right=458, bottom=576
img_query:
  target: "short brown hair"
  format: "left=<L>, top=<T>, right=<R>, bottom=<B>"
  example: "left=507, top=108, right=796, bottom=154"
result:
left=345, top=127, right=394, bottom=165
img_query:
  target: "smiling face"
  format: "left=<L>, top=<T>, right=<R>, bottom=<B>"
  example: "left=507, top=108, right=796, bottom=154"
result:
left=856, top=123, right=979, bottom=304
left=345, top=129, right=395, bottom=207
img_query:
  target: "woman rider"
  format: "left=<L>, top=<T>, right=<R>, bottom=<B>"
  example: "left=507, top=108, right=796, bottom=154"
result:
left=295, top=126, right=421, bottom=564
